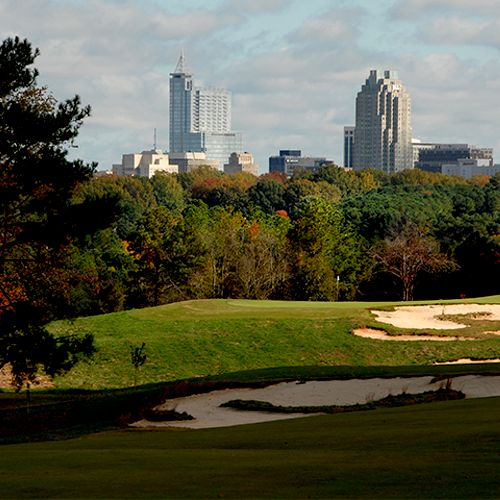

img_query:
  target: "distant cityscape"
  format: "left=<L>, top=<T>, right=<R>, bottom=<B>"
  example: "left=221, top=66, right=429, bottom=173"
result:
left=111, top=54, right=500, bottom=180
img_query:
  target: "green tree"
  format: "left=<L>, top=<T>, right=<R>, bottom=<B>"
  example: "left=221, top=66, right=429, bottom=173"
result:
left=285, top=178, right=341, bottom=216
left=151, top=173, right=186, bottom=212
left=128, top=207, right=203, bottom=306
left=313, top=165, right=380, bottom=197
left=0, top=37, right=97, bottom=387
left=189, top=171, right=255, bottom=210
left=231, top=214, right=291, bottom=299
left=191, top=208, right=244, bottom=298
left=289, top=197, right=370, bottom=300
left=78, top=176, right=156, bottom=240
left=248, top=176, right=287, bottom=214
left=130, top=342, right=147, bottom=387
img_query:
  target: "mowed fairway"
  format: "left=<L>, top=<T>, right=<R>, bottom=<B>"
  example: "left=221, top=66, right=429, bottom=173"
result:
left=50, top=297, right=500, bottom=389
left=1, top=397, right=499, bottom=499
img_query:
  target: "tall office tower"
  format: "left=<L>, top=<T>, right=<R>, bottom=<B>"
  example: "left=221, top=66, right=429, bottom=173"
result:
left=352, top=70, right=413, bottom=173
left=169, top=52, right=195, bottom=154
left=169, top=52, right=242, bottom=167
left=343, top=126, right=355, bottom=168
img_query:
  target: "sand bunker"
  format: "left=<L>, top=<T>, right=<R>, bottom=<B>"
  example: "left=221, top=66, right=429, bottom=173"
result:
left=353, top=327, right=470, bottom=341
left=371, top=304, right=500, bottom=330
left=434, top=358, right=500, bottom=365
left=131, top=375, right=500, bottom=430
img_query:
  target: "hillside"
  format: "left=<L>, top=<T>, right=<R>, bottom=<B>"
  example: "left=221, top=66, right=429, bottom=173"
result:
left=48, top=297, right=500, bottom=389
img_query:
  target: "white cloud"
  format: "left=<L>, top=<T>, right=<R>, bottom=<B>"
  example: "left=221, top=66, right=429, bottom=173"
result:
left=148, top=11, right=242, bottom=39
left=390, top=0, right=500, bottom=18
left=292, top=17, right=356, bottom=44
left=220, top=0, right=288, bottom=14
left=290, top=7, right=365, bottom=46
left=397, top=52, right=500, bottom=150
left=420, top=17, right=500, bottom=49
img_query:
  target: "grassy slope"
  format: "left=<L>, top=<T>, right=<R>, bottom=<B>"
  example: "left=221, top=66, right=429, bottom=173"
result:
left=1, top=396, right=499, bottom=498
left=49, top=297, right=500, bottom=389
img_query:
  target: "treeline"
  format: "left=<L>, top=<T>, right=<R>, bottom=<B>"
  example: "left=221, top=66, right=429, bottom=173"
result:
left=47, top=165, right=498, bottom=318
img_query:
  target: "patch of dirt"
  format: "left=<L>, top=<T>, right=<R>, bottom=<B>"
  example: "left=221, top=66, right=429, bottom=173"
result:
left=352, top=327, right=471, bottom=342
left=0, top=364, right=55, bottom=389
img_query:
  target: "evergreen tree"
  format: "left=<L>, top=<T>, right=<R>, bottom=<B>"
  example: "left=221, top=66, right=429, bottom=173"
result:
left=0, top=37, right=97, bottom=387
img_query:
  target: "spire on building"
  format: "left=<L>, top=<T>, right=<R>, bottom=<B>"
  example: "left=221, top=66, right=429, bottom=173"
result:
left=173, top=49, right=188, bottom=74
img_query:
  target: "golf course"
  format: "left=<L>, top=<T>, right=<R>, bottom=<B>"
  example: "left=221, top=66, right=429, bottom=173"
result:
left=1, top=296, right=500, bottom=498
left=47, top=296, right=500, bottom=389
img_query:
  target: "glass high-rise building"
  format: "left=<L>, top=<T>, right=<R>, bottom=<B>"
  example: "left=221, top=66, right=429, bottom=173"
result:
left=352, top=70, right=413, bottom=173
left=169, top=53, right=242, bottom=168
left=343, top=126, right=354, bottom=168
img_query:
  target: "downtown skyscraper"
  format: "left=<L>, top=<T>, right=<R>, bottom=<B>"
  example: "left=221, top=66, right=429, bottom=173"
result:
left=352, top=70, right=413, bottom=173
left=169, top=52, right=242, bottom=167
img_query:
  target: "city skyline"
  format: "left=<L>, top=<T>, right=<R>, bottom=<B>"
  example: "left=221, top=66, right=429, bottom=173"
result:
left=1, top=0, right=499, bottom=173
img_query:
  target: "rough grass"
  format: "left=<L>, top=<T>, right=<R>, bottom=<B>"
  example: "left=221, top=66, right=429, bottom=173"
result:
left=220, top=387, right=465, bottom=414
left=0, top=396, right=499, bottom=498
left=46, top=296, right=500, bottom=389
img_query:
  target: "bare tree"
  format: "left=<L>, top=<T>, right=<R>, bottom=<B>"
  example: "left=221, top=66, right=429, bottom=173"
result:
left=372, top=225, right=457, bottom=301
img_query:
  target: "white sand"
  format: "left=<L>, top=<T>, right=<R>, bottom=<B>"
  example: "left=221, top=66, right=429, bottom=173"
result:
left=434, top=358, right=500, bottom=365
left=371, top=304, right=500, bottom=330
left=130, top=375, right=500, bottom=430
left=130, top=303, right=500, bottom=430
left=352, top=327, right=470, bottom=341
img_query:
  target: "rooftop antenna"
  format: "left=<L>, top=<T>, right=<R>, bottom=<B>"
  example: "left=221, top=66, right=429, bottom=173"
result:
left=153, top=128, right=157, bottom=150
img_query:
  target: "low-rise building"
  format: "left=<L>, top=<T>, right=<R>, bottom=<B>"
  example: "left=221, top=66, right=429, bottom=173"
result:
left=224, top=152, right=259, bottom=176
left=112, top=149, right=178, bottom=178
left=414, top=143, right=493, bottom=173
left=269, top=150, right=333, bottom=176
left=442, top=159, right=500, bottom=179
left=168, top=151, right=219, bottom=173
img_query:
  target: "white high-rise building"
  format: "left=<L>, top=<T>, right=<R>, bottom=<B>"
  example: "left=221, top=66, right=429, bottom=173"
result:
left=169, top=52, right=242, bottom=168
left=352, top=70, right=413, bottom=173
left=192, top=87, right=231, bottom=133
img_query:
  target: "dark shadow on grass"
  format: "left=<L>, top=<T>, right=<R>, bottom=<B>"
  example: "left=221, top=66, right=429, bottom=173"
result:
left=1, top=364, right=499, bottom=445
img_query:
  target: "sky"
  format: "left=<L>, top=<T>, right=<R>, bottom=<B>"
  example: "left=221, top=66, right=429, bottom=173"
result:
left=1, top=0, right=500, bottom=172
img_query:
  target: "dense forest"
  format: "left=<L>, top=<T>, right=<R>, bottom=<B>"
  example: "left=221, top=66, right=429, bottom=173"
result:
left=1, top=36, right=499, bottom=384
left=64, top=166, right=498, bottom=314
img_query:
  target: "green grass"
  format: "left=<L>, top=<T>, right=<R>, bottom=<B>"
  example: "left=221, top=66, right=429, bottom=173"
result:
left=0, top=396, right=499, bottom=498
left=47, top=297, right=500, bottom=389
left=1, top=298, right=498, bottom=496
